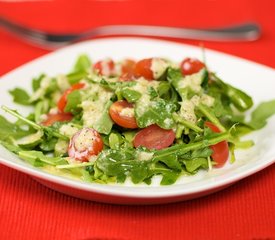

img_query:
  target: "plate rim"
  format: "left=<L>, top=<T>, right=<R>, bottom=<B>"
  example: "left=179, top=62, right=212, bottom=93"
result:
left=0, top=37, right=274, bottom=201
left=1, top=37, right=275, bottom=79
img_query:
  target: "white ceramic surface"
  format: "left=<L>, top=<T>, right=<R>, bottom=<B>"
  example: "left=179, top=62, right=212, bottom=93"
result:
left=0, top=38, right=274, bottom=204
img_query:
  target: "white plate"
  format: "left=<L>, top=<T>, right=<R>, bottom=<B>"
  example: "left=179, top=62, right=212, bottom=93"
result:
left=0, top=38, right=275, bottom=204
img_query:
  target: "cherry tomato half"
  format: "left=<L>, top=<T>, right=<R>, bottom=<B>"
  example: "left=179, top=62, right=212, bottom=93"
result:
left=205, top=121, right=229, bottom=168
left=93, top=59, right=115, bottom=76
left=180, top=58, right=205, bottom=75
left=133, top=124, right=175, bottom=150
left=121, top=59, right=136, bottom=75
left=57, top=82, right=85, bottom=113
left=134, top=58, right=154, bottom=80
left=41, top=113, right=73, bottom=126
left=68, top=128, right=104, bottom=162
left=119, top=72, right=135, bottom=81
left=119, top=59, right=136, bottom=81
left=109, top=100, right=138, bottom=129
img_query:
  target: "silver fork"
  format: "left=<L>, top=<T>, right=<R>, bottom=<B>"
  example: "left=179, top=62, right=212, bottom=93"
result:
left=0, top=16, right=261, bottom=49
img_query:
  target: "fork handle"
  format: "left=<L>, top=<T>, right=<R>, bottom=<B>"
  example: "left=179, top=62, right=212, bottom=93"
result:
left=86, top=23, right=261, bottom=41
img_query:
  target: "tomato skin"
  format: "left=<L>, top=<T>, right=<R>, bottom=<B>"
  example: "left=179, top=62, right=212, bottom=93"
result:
left=180, top=58, right=205, bottom=75
left=41, top=113, right=73, bottom=126
left=133, top=124, right=175, bottom=150
left=109, top=100, right=138, bottom=129
left=68, top=128, right=103, bottom=162
left=57, top=83, right=85, bottom=113
left=121, top=59, right=136, bottom=75
left=119, top=59, right=136, bottom=81
left=119, top=72, right=135, bottom=81
left=93, top=59, right=115, bottom=76
left=134, top=58, right=154, bottom=80
left=205, top=121, right=229, bottom=168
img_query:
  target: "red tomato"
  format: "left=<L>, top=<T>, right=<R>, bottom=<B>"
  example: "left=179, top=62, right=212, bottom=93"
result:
left=93, top=59, right=115, bottom=76
left=119, top=59, right=136, bottom=81
left=109, top=100, right=138, bottom=129
left=134, top=58, right=154, bottom=80
left=41, top=113, right=73, bottom=126
left=68, top=128, right=103, bottom=162
left=180, top=58, right=205, bottom=75
left=133, top=124, right=175, bottom=150
left=205, top=121, right=229, bottom=168
left=121, top=59, right=136, bottom=75
left=119, top=72, right=135, bottom=81
left=57, top=82, right=85, bottom=113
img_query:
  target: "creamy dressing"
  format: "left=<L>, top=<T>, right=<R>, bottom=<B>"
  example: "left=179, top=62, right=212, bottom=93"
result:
left=201, top=94, right=215, bottom=107
left=81, top=84, right=113, bottom=128
left=130, top=77, right=160, bottom=93
left=130, top=78, right=160, bottom=116
left=59, top=124, right=79, bottom=138
left=179, top=94, right=214, bottom=123
left=119, top=107, right=135, bottom=118
left=150, top=58, right=168, bottom=79
left=135, top=94, right=151, bottom=116
left=180, top=99, right=197, bottom=123
left=49, top=107, right=59, bottom=115
left=56, top=74, right=71, bottom=92
left=29, top=76, right=52, bottom=102
left=55, top=139, right=69, bottom=155
left=74, top=128, right=96, bottom=152
left=178, top=70, right=204, bottom=93
left=136, top=151, right=154, bottom=161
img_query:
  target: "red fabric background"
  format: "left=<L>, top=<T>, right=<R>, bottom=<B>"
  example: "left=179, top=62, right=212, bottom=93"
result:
left=0, top=0, right=274, bottom=239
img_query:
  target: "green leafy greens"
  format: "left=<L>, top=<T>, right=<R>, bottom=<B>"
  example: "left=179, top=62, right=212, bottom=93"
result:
left=1, top=55, right=275, bottom=186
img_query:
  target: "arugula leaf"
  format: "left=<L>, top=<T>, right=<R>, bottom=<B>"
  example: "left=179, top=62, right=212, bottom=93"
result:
left=148, top=86, right=158, bottom=100
left=135, top=98, right=176, bottom=129
left=67, top=71, right=88, bottom=85
left=0, top=115, right=33, bottom=141
left=178, top=147, right=211, bottom=173
left=18, top=151, right=44, bottom=167
left=29, top=77, right=57, bottom=103
left=2, top=106, right=68, bottom=141
left=9, top=88, right=31, bottom=106
left=212, top=74, right=253, bottom=112
left=73, top=54, right=91, bottom=72
left=207, top=86, right=233, bottom=118
left=109, top=132, right=123, bottom=150
left=64, top=90, right=82, bottom=113
left=34, top=100, right=50, bottom=123
left=167, top=67, right=182, bottom=84
left=95, top=149, right=136, bottom=182
left=129, top=161, right=150, bottom=184
left=32, top=74, right=45, bottom=92
left=96, top=148, right=156, bottom=184
left=18, top=150, right=67, bottom=166
left=161, top=171, right=181, bottom=185
left=154, top=131, right=230, bottom=159
left=39, top=138, right=58, bottom=152
left=92, top=100, right=114, bottom=135
left=121, top=88, right=141, bottom=103
left=157, top=81, right=170, bottom=97
left=248, top=99, right=275, bottom=129
left=0, top=140, right=23, bottom=154
left=167, top=67, right=206, bottom=100
left=182, top=158, right=208, bottom=173
left=63, top=55, right=91, bottom=84
left=154, top=154, right=182, bottom=171
left=191, top=147, right=213, bottom=158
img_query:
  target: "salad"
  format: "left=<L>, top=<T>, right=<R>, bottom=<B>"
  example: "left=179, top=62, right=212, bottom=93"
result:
left=1, top=55, right=275, bottom=185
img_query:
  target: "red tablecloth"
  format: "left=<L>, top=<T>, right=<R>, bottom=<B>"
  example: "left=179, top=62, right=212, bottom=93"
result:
left=0, top=1, right=274, bottom=239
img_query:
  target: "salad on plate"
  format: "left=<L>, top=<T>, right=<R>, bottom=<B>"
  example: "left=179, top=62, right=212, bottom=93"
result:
left=1, top=55, right=275, bottom=185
